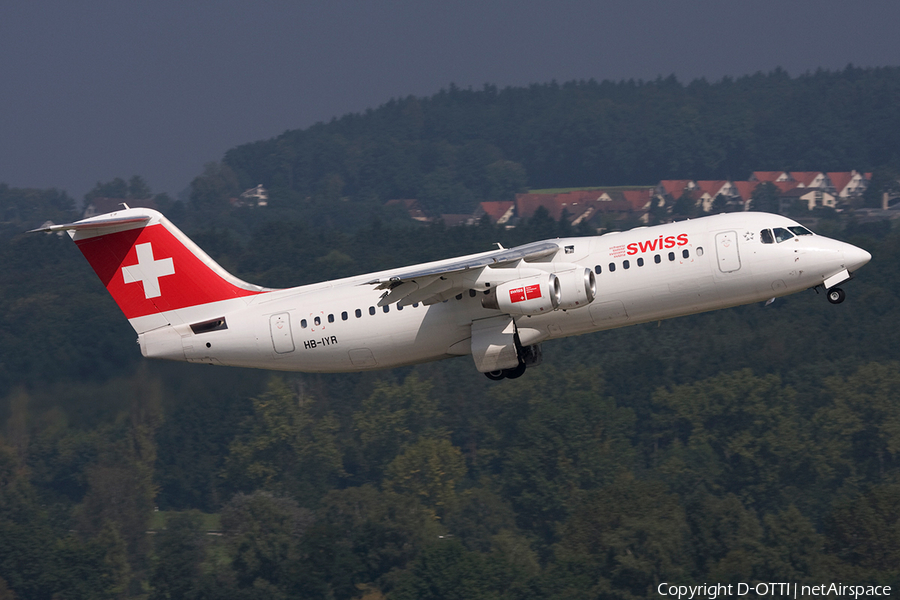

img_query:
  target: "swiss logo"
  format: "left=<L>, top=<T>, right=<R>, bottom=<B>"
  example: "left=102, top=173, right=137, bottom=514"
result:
left=509, top=284, right=542, bottom=303
left=122, top=242, right=175, bottom=299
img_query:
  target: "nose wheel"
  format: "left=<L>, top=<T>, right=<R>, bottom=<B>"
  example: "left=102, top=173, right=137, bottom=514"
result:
left=827, top=287, right=846, bottom=304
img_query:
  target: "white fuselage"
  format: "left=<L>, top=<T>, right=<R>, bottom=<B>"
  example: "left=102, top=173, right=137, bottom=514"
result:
left=138, top=212, right=870, bottom=373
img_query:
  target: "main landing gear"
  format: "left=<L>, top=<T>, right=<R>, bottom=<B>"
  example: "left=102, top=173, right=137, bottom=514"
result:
left=827, top=287, right=846, bottom=304
left=484, top=343, right=541, bottom=381
left=485, top=361, right=526, bottom=381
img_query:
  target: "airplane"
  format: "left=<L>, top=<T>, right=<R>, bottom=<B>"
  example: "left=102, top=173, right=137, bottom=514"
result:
left=32, top=207, right=871, bottom=380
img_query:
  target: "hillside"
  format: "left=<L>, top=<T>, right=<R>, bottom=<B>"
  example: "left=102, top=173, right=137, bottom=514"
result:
left=1, top=67, right=900, bottom=598
left=200, top=66, right=900, bottom=219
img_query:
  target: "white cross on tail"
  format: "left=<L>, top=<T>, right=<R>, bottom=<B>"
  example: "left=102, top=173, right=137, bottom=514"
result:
left=122, top=242, right=175, bottom=299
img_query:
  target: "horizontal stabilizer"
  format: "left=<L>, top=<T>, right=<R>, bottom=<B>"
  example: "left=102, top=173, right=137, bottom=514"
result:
left=29, top=215, right=151, bottom=234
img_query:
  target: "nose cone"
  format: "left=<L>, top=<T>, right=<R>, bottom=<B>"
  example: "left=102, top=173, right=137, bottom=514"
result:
left=844, top=244, right=872, bottom=272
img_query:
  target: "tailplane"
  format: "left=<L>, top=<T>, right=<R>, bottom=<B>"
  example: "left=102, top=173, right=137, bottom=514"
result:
left=33, top=208, right=271, bottom=333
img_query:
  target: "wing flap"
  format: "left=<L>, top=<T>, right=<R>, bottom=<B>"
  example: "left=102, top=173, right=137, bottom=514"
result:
left=367, top=241, right=559, bottom=286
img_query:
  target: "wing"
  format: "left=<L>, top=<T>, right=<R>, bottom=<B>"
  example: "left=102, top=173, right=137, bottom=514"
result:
left=366, top=240, right=560, bottom=306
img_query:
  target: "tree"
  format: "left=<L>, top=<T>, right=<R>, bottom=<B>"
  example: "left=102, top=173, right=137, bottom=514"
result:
left=483, top=160, right=528, bottom=201
left=652, top=370, right=812, bottom=514
left=862, top=167, right=900, bottom=208
left=314, top=485, right=444, bottom=593
left=547, top=473, right=690, bottom=600
left=749, top=181, right=781, bottom=213
left=224, top=377, right=344, bottom=504
left=76, top=367, right=163, bottom=574
left=710, top=193, right=730, bottom=214
left=672, top=190, right=700, bottom=218
left=149, top=511, right=207, bottom=600
left=391, top=539, right=514, bottom=600
left=761, top=505, right=827, bottom=581
left=189, top=162, right=240, bottom=210
left=814, top=362, right=900, bottom=486
left=384, top=437, right=467, bottom=521
left=485, top=367, right=636, bottom=545
left=219, top=491, right=313, bottom=593
left=827, top=484, right=900, bottom=582
left=352, top=375, right=443, bottom=481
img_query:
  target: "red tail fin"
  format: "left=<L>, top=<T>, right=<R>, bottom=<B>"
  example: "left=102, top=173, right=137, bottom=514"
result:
left=36, top=209, right=270, bottom=332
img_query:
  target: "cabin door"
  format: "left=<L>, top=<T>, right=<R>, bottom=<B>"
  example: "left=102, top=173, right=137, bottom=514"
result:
left=270, top=313, right=295, bottom=354
left=715, top=231, right=741, bottom=273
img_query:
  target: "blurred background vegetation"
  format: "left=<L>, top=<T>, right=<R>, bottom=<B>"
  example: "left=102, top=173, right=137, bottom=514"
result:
left=1, top=67, right=899, bottom=599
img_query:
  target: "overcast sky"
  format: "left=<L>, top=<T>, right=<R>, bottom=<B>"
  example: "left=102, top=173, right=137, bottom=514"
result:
left=2, top=0, right=899, bottom=201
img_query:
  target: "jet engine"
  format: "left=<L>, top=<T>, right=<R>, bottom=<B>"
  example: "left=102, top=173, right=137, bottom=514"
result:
left=554, top=266, right=596, bottom=310
left=482, top=273, right=560, bottom=315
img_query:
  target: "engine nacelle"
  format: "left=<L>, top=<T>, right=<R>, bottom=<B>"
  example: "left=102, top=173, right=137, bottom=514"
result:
left=555, top=266, right=596, bottom=310
left=483, top=273, right=560, bottom=315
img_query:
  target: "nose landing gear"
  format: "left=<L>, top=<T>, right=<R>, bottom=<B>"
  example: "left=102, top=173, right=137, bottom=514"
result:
left=827, top=287, right=846, bottom=304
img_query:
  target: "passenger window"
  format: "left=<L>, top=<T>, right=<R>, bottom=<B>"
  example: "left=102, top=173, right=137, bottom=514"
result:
left=668, top=252, right=675, bottom=261
left=355, top=309, right=362, bottom=318
left=397, top=304, right=403, bottom=311
left=341, top=311, right=348, bottom=321
left=623, top=260, right=630, bottom=269
left=369, top=306, right=375, bottom=315
left=595, top=265, right=602, bottom=274
left=328, top=314, right=334, bottom=323
left=456, top=293, right=463, bottom=300
left=637, top=257, right=644, bottom=267
left=697, top=247, right=704, bottom=256
left=682, top=249, right=690, bottom=259
left=760, top=229, right=774, bottom=244
left=383, top=305, right=390, bottom=313
left=413, top=303, right=419, bottom=308
left=314, top=316, right=321, bottom=326
left=301, top=319, right=307, bottom=329
left=788, top=226, right=813, bottom=236
left=654, top=254, right=661, bottom=264
left=609, top=262, right=616, bottom=272
left=773, top=227, right=794, bottom=243
left=469, top=289, right=477, bottom=297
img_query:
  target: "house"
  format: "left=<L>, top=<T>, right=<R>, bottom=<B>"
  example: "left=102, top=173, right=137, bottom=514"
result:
left=654, top=180, right=697, bottom=199
left=476, top=201, right=515, bottom=225
left=827, top=170, right=871, bottom=198
left=732, top=181, right=760, bottom=208
left=694, top=180, right=739, bottom=212
left=789, top=171, right=832, bottom=190
left=514, top=193, right=562, bottom=220
left=439, top=214, right=476, bottom=227
left=238, top=184, right=268, bottom=207
left=385, top=199, right=431, bottom=222
left=779, top=187, right=837, bottom=211
left=749, top=171, right=793, bottom=183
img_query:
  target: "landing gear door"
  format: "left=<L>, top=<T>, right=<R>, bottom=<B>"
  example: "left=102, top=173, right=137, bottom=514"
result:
left=715, top=231, right=741, bottom=273
left=470, top=315, right=519, bottom=373
left=270, top=313, right=295, bottom=354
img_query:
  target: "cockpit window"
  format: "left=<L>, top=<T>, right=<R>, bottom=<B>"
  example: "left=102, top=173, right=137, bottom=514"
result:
left=788, top=226, right=813, bottom=236
left=773, top=227, right=794, bottom=243
left=760, top=229, right=774, bottom=244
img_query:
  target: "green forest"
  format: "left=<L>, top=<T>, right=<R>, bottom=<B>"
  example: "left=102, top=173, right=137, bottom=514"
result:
left=2, top=67, right=900, bottom=599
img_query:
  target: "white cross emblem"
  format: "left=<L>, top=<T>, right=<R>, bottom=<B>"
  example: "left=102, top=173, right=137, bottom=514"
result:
left=122, top=242, right=175, bottom=299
